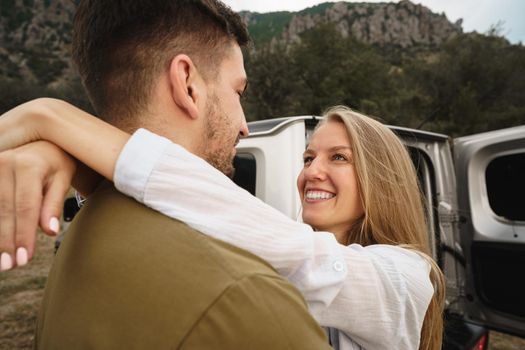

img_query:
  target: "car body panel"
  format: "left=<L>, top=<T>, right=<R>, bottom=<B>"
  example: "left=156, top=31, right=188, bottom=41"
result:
left=454, top=125, right=525, bottom=337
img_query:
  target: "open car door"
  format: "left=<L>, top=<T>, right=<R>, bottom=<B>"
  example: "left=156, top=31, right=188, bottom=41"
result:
left=454, top=125, right=525, bottom=337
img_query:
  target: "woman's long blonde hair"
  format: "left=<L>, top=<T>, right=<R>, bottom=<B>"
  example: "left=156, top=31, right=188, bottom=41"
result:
left=320, top=106, right=445, bottom=350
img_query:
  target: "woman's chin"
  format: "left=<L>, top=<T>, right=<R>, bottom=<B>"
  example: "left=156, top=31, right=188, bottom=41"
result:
left=302, top=214, right=327, bottom=232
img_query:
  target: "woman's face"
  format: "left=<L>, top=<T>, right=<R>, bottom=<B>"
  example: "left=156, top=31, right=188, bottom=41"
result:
left=297, top=120, right=364, bottom=242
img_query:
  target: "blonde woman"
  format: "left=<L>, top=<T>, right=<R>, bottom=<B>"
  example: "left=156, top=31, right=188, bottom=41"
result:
left=0, top=99, right=444, bottom=349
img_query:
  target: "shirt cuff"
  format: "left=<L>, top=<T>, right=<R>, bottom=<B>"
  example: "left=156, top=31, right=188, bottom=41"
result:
left=114, top=128, right=171, bottom=202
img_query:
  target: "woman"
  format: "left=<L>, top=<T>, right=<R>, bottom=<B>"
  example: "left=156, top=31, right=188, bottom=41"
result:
left=0, top=99, right=444, bottom=349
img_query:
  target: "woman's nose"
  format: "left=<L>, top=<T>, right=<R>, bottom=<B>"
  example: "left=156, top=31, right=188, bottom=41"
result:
left=304, top=158, right=327, bottom=181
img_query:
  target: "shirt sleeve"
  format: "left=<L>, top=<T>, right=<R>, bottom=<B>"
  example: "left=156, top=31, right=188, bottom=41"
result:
left=115, top=128, right=433, bottom=350
left=320, top=245, right=434, bottom=350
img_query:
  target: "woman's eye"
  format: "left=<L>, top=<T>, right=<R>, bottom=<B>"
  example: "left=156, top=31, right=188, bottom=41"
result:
left=303, top=156, right=314, bottom=165
left=333, top=154, right=347, bottom=161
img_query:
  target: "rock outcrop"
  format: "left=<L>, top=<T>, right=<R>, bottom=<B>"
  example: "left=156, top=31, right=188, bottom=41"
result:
left=254, top=1, right=463, bottom=49
left=0, top=0, right=463, bottom=85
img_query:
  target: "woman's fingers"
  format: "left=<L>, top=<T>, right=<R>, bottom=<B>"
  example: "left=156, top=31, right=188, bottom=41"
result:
left=40, top=173, right=73, bottom=237
left=0, top=151, right=17, bottom=271
left=0, top=141, right=76, bottom=272
left=15, top=163, right=46, bottom=265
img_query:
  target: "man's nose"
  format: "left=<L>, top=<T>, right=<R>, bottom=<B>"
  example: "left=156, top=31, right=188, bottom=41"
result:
left=239, top=116, right=249, bottom=138
left=304, top=158, right=327, bottom=181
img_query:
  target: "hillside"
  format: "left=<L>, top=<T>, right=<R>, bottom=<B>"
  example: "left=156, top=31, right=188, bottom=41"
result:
left=243, top=1, right=462, bottom=49
left=1, top=0, right=462, bottom=86
left=0, top=0, right=523, bottom=135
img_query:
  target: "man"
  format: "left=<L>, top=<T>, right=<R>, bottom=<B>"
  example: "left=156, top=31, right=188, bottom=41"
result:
left=0, top=1, right=332, bottom=348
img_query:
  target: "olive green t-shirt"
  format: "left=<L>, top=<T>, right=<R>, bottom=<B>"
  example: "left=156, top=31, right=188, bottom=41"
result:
left=35, top=186, right=330, bottom=349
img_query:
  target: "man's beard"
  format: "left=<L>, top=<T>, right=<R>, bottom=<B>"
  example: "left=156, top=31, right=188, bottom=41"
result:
left=202, top=93, right=238, bottom=178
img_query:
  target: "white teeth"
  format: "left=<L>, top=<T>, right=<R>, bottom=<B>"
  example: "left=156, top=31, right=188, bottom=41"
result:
left=305, top=191, right=335, bottom=200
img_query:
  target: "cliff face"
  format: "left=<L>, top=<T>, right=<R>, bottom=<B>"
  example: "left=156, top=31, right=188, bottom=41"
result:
left=0, top=0, right=463, bottom=85
left=268, top=1, right=462, bottom=48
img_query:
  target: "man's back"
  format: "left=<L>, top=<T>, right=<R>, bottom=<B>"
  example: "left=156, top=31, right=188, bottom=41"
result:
left=35, top=185, right=330, bottom=349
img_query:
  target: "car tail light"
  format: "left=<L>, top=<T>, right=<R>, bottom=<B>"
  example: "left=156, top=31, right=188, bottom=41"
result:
left=470, top=334, right=488, bottom=350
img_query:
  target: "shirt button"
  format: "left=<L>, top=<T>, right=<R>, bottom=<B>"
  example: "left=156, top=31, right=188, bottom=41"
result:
left=333, top=260, right=344, bottom=272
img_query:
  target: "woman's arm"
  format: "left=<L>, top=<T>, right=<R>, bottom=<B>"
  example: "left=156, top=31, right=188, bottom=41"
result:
left=319, top=245, right=434, bottom=349
left=115, top=129, right=434, bottom=349
left=0, top=98, right=127, bottom=270
left=0, top=98, right=129, bottom=180
left=115, top=129, right=348, bottom=310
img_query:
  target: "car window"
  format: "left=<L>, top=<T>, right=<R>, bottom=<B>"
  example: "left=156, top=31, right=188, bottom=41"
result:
left=486, top=152, right=525, bottom=221
left=233, top=153, right=257, bottom=196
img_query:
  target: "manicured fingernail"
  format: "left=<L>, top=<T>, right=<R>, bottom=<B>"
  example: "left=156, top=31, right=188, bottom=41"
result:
left=0, top=253, right=13, bottom=271
left=16, top=247, right=28, bottom=267
left=49, top=217, right=60, bottom=234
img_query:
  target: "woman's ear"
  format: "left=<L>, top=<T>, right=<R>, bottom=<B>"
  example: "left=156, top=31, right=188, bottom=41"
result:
left=168, top=54, right=203, bottom=120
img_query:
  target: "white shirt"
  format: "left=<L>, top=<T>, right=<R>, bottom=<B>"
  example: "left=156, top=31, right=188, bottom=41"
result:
left=114, top=128, right=434, bottom=350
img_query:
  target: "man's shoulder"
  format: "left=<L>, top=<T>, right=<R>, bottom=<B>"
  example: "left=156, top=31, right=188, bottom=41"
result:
left=53, top=184, right=291, bottom=309
left=67, top=184, right=280, bottom=279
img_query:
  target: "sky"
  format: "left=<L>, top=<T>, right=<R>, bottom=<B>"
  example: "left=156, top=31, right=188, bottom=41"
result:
left=223, top=0, right=525, bottom=44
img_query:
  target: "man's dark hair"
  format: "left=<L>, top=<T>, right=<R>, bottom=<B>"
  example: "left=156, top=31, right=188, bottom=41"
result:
left=72, top=0, right=250, bottom=125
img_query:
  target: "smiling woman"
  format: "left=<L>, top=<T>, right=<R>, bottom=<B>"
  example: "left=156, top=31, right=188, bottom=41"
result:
left=298, top=119, right=364, bottom=243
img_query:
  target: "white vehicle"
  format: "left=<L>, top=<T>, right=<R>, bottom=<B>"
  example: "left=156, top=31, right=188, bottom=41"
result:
left=230, top=116, right=525, bottom=350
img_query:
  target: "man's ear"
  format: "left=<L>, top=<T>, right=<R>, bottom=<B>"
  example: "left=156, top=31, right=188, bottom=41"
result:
left=168, top=54, right=203, bottom=120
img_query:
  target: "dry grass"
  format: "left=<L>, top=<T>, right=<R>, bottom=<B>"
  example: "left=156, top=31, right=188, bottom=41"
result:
left=490, top=331, right=525, bottom=350
left=1, top=231, right=524, bottom=349
left=0, top=233, right=54, bottom=350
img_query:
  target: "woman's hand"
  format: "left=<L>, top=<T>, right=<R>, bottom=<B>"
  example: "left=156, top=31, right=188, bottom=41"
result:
left=0, top=98, right=131, bottom=271
left=0, top=141, right=76, bottom=271
left=0, top=98, right=130, bottom=181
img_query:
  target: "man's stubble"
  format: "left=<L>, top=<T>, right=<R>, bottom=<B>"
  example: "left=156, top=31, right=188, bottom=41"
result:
left=202, top=92, right=239, bottom=178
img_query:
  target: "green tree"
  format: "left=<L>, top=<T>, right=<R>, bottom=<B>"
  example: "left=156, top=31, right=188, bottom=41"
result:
left=0, top=77, right=92, bottom=116
left=407, top=33, right=525, bottom=135
left=245, top=24, right=394, bottom=120
left=243, top=45, right=302, bottom=120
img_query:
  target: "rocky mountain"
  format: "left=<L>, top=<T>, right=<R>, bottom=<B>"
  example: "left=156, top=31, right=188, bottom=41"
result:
left=0, top=0, right=463, bottom=86
left=242, top=1, right=463, bottom=49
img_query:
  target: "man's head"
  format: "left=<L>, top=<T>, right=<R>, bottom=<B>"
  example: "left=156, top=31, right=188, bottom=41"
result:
left=72, top=0, right=250, bottom=175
